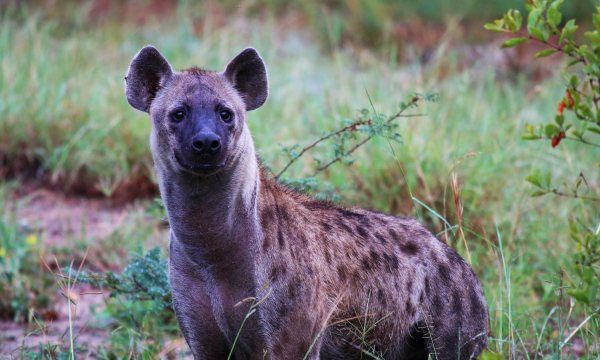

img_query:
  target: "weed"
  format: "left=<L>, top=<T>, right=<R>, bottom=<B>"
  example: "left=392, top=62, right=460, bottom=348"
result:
left=0, top=186, right=55, bottom=322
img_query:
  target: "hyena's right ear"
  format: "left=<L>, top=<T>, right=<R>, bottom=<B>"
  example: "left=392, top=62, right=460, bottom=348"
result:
left=125, top=46, right=173, bottom=113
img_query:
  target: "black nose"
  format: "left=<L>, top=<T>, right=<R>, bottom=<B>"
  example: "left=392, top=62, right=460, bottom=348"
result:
left=191, top=132, right=221, bottom=155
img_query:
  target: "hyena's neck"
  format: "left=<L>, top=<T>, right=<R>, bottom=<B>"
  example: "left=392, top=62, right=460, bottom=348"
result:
left=158, top=125, right=261, bottom=271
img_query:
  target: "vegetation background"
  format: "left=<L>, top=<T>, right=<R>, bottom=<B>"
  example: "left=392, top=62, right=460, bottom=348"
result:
left=0, top=0, right=598, bottom=358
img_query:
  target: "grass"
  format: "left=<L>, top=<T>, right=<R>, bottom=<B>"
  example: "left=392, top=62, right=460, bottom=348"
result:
left=1, top=1, right=599, bottom=358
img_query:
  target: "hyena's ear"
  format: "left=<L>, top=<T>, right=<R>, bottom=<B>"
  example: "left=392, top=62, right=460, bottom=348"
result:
left=125, top=46, right=173, bottom=113
left=223, top=48, right=268, bottom=111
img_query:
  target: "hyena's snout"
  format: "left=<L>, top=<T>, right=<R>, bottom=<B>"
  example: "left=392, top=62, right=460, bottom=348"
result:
left=191, top=131, right=222, bottom=156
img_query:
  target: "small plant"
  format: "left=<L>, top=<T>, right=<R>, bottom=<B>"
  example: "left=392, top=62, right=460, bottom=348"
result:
left=77, top=247, right=171, bottom=308
left=75, top=247, right=180, bottom=358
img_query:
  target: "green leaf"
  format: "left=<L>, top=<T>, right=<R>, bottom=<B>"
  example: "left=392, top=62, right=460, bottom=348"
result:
left=531, top=190, right=549, bottom=197
left=567, top=289, right=590, bottom=305
left=505, top=9, right=523, bottom=32
left=527, top=7, right=542, bottom=33
left=560, top=19, right=578, bottom=44
left=556, top=114, right=565, bottom=126
left=526, top=172, right=543, bottom=188
left=484, top=21, right=506, bottom=32
left=535, top=49, right=557, bottom=58
left=527, top=8, right=548, bottom=40
left=522, top=134, right=540, bottom=140
left=547, top=0, right=564, bottom=30
left=569, top=75, right=579, bottom=88
left=502, top=37, right=528, bottom=48
left=584, top=30, right=600, bottom=46
left=542, top=171, right=552, bottom=188
left=529, top=27, right=546, bottom=41
left=526, top=123, right=535, bottom=133
left=544, top=124, right=560, bottom=137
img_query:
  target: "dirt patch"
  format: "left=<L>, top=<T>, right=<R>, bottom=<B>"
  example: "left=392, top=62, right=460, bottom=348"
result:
left=9, top=187, right=145, bottom=246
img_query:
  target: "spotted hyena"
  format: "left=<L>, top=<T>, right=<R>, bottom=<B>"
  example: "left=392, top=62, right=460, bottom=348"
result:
left=124, top=46, right=489, bottom=359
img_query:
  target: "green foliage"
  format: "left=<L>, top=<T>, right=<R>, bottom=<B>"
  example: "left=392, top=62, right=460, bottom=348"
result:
left=486, top=1, right=600, bottom=150
left=76, top=247, right=180, bottom=358
left=567, top=220, right=599, bottom=308
left=18, top=343, right=72, bottom=360
left=487, top=0, right=600, bottom=354
left=77, top=247, right=171, bottom=309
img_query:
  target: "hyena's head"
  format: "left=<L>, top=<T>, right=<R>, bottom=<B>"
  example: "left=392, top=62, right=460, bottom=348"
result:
left=125, top=46, right=267, bottom=177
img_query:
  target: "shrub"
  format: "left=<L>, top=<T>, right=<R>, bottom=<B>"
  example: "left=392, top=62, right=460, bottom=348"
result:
left=486, top=0, right=599, bottom=353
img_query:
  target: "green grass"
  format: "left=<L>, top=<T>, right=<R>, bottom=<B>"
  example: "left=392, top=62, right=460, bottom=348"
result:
left=1, top=2, right=599, bottom=358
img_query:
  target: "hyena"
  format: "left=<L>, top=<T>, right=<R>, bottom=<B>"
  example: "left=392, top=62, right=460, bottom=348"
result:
left=124, top=46, right=489, bottom=359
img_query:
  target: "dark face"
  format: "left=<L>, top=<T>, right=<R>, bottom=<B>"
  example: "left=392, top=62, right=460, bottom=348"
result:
left=152, top=74, right=245, bottom=176
left=125, top=46, right=268, bottom=177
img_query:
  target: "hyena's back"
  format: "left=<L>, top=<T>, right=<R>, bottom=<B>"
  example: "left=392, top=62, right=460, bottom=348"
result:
left=259, top=177, right=488, bottom=359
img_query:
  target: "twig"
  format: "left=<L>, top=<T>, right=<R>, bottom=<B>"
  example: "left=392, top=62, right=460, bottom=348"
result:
left=549, top=189, right=600, bottom=203
left=275, top=119, right=372, bottom=178
left=564, top=137, right=600, bottom=148
left=525, top=34, right=587, bottom=65
left=315, top=136, right=371, bottom=173
left=525, top=135, right=600, bottom=148
left=275, top=96, right=423, bottom=178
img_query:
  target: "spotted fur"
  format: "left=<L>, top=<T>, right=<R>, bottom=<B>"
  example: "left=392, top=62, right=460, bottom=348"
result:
left=125, top=46, right=489, bottom=359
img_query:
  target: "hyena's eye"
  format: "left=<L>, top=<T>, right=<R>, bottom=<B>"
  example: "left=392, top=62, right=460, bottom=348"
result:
left=170, top=109, right=186, bottom=123
left=219, top=109, right=234, bottom=123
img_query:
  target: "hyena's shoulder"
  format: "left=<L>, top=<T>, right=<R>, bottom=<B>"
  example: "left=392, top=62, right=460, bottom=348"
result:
left=258, top=175, right=466, bottom=272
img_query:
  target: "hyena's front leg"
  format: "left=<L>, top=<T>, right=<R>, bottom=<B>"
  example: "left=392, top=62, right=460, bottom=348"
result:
left=169, top=245, right=229, bottom=358
left=265, top=316, right=325, bottom=360
left=170, top=284, right=229, bottom=358
left=259, top=291, right=327, bottom=360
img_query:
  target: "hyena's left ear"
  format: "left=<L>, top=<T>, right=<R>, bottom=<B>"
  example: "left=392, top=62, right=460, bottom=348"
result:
left=125, top=46, right=173, bottom=113
left=223, top=48, right=268, bottom=111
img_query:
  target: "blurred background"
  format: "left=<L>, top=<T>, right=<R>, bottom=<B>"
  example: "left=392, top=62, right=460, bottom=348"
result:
left=0, top=0, right=598, bottom=358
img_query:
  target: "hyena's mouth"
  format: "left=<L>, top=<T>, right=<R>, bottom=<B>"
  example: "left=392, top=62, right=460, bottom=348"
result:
left=173, top=152, right=225, bottom=175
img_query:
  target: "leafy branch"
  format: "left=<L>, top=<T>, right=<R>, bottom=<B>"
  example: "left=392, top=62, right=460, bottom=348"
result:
left=486, top=1, right=600, bottom=148
left=526, top=170, right=600, bottom=202
left=276, top=94, right=433, bottom=180
left=275, top=119, right=372, bottom=179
